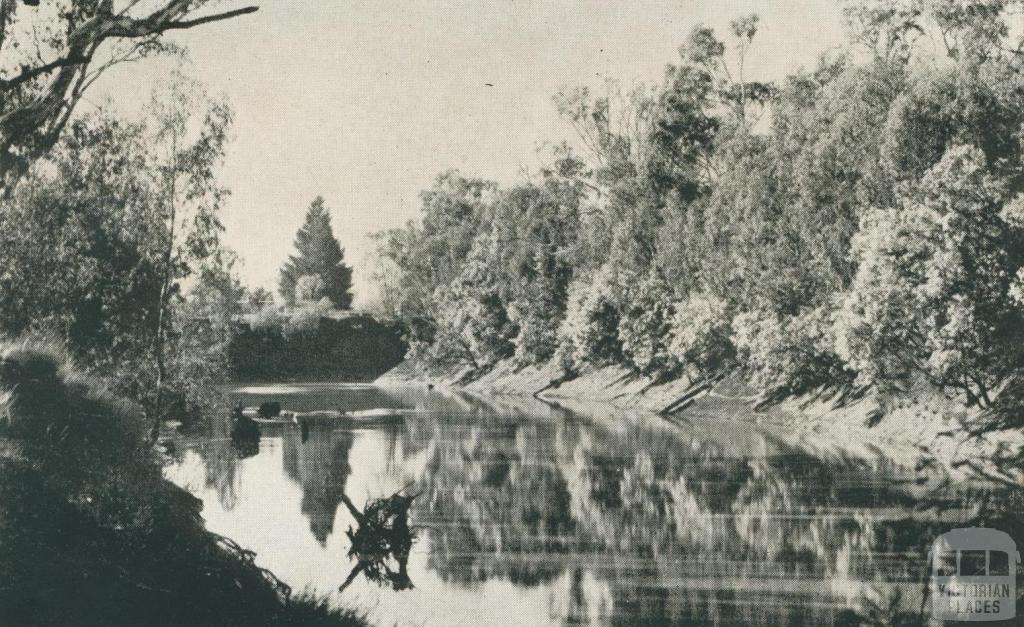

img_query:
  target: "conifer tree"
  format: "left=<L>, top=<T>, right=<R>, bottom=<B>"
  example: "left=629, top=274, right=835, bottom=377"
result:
left=279, top=196, right=354, bottom=308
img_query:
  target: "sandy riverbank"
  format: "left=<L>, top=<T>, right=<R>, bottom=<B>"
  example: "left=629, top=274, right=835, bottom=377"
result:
left=377, top=360, right=1024, bottom=484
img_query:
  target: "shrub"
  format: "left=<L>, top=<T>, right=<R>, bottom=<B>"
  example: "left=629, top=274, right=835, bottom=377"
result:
left=836, top=145, right=1024, bottom=406
left=425, top=280, right=516, bottom=370
left=249, top=304, right=284, bottom=332
left=0, top=340, right=368, bottom=627
left=733, top=305, right=846, bottom=396
left=616, top=270, right=679, bottom=376
left=283, top=299, right=334, bottom=338
left=229, top=315, right=406, bottom=381
left=667, top=293, right=734, bottom=377
left=507, top=280, right=565, bottom=366
left=555, top=267, right=623, bottom=370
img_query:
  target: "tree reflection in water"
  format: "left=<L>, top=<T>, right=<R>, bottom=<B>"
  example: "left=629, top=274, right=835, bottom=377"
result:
left=176, top=387, right=1023, bottom=626
left=403, top=395, right=1022, bottom=626
left=282, top=421, right=356, bottom=545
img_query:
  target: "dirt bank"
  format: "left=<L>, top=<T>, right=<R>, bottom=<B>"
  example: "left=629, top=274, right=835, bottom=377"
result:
left=376, top=360, right=1024, bottom=484
left=0, top=342, right=367, bottom=627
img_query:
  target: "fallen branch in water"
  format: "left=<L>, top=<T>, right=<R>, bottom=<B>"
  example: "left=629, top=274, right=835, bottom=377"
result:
left=338, top=487, right=418, bottom=593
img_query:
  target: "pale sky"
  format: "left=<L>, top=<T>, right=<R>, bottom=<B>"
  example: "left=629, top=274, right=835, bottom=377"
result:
left=93, top=1, right=848, bottom=305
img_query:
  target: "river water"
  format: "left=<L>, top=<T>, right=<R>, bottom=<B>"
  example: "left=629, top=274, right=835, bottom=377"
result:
left=163, top=384, right=1022, bottom=626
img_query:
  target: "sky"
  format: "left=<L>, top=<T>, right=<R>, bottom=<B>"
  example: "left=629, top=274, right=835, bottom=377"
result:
left=93, top=0, right=849, bottom=305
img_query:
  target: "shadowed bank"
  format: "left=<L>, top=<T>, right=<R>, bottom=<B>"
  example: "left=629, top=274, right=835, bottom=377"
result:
left=0, top=341, right=367, bottom=627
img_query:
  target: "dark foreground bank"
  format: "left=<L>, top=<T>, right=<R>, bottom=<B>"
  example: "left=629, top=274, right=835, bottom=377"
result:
left=0, top=341, right=366, bottom=627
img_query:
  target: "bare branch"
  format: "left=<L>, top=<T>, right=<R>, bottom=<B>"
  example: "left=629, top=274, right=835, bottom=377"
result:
left=103, top=6, right=259, bottom=38
left=0, top=1, right=260, bottom=192
left=1, top=53, right=90, bottom=88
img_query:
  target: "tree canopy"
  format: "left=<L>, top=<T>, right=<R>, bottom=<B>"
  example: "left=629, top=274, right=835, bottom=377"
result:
left=279, top=196, right=354, bottom=309
left=0, top=0, right=257, bottom=194
left=372, top=0, right=1024, bottom=415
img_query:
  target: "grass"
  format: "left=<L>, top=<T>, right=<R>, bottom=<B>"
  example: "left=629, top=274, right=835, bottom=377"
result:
left=0, top=340, right=367, bottom=627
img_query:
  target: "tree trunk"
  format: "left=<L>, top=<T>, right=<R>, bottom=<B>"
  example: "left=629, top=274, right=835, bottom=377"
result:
left=149, top=128, right=178, bottom=446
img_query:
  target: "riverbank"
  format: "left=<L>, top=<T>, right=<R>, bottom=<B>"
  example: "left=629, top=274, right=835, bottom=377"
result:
left=377, top=360, right=1024, bottom=484
left=0, top=342, right=367, bottom=627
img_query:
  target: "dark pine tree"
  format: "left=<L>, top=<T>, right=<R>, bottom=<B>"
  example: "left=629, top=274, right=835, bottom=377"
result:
left=279, top=196, right=354, bottom=308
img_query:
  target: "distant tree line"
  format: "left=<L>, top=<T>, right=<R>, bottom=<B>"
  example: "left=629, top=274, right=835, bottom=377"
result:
left=229, top=313, right=405, bottom=382
left=371, top=1, right=1024, bottom=416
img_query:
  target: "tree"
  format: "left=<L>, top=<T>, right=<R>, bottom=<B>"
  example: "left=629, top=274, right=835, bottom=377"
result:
left=0, top=0, right=257, bottom=193
left=0, top=109, right=160, bottom=353
left=667, top=293, right=734, bottom=378
left=836, top=145, right=1024, bottom=407
left=369, top=171, right=495, bottom=350
left=0, top=79, right=237, bottom=439
left=294, top=274, right=326, bottom=304
left=243, top=287, right=274, bottom=313
left=279, top=196, right=354, bottom=309
left=366, top=1, right=1024, bottom=412
left=145, top=76, right=232, bottom=442
left=617, top=269, right=678, bottom=376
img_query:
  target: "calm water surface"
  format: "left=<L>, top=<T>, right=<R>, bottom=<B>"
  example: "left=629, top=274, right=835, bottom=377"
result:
left=163, top=384, right=1021, bottom=626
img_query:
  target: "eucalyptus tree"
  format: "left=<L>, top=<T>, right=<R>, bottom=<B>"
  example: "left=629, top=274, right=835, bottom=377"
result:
left=0, top=0, right=257, bottom=193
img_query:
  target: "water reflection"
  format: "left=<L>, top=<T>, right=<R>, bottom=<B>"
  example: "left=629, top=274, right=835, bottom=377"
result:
left=164, top=385, right=1023, bottom=626
left=282, top=422, right=356, bottom=545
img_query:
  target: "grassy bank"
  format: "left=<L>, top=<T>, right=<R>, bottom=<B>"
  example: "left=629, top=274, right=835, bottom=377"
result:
left=0, top=341, right=366, bottom=627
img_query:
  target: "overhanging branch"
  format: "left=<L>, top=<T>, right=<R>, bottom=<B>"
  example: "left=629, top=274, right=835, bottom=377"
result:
left=1, top=53, right=90, bottom=88
left=164, top=6, right=260, bottom=31
left=104, top=6, right=259, bottom=38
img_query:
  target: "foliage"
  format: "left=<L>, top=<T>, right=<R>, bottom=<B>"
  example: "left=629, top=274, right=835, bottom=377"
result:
left=489, top=175, right=584, bottom=365
left=0, top=112, right=162, bottom=355
left=279, top=196, right=354, bottom=309
left=167, top=253, right=246, bottom=424
left=0, top=341, right=366, bottom=627
left=371, top=172, right=496, bottom=334
left=283, top=298, right=335, bottom=338
left=369, top=1, right=1024, bottom=413
left=733, top=305, right=847, bottom=396
left=837, top=145, right=1024, bottom=406
left=245, top=287, right=276, bottom=313
left=668, top=293, right=734, bottom=378
left=555, top=267, right=623, bottom=371
left=432, top=238, right=517, bottom=369
left=229, top=315, right=406, bottom=382
left=616, top=270, right=678, bottom=376
left=0, top=79, right=238, bottom=429
left=0, top=1, right=257, bottom=192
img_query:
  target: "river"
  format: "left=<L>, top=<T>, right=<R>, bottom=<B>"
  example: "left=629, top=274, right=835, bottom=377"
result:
left=163, top=383, right=1022, bottom=626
